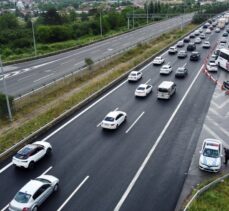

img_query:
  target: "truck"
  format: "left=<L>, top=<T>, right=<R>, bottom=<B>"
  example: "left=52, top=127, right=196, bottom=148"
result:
left=223, top=13, right=229, bottom=24
left=218, top=18, right=226, bottom=29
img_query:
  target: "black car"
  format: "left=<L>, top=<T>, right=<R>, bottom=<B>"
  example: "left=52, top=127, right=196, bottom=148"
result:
left=187, top=43, right=196, bottom=51
left=190, top=51, right=200, bottom=61
left=223, top=80, right=229, bottom=89
left=175, top=67, right=188, bottom=78
left=226, top=27, right=229, bottom=33
left=183, top=37, right=190, bottom=43
left=222, top=32, right=228, bottom=37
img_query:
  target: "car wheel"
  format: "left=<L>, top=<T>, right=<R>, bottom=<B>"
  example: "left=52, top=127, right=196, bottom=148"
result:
left=53, top=183, right=59, bottom=192
left=32, top=206, right=38, bottom=211
left=28, top=161, right=35, bottom=169
left=46, top=147, right=52, bottom=155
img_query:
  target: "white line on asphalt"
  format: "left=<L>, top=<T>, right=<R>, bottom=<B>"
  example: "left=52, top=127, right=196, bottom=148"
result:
left=0, top=162, right=13, bottom=174
left=114, top=64, right=204, bottom=211
left=1, top=204, right=8, bottom=211
left=41, top=166, right=52, bottom=175
left=61, top=59, right=74, bottom=65
left=57, top=176, right=89, bottom=211
left=203, top=124, right=222, bottom=141
left=183, top=63, right=187, bottom=67
left=145, top=79, right=151, bottom=84
left=125, top=112, right=145, bottom=134
left=207, top=116, right=229, bottom=137
left=17, top=74, right=34, bottom=81
left=209, top=108, right=225, bottom=119
left=33, top=73, right=54, bottom=83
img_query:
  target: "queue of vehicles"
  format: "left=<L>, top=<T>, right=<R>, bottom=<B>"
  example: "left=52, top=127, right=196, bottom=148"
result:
left=6, top=15, right=229, bottom=210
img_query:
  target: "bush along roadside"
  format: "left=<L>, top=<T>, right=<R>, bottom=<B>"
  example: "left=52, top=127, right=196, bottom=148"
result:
left=0, top=24, right=197, bottom=155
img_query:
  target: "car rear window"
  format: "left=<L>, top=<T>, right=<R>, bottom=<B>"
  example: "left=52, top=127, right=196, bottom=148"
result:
left=14, top=192, right=31, bottom=203
left=104, top=117, right=114, bottom=122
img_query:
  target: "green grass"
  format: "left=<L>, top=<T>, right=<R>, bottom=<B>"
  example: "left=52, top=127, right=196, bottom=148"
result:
left=189, top=177, right=229, bottom=211
left=0, top=24, right=197, bottom=154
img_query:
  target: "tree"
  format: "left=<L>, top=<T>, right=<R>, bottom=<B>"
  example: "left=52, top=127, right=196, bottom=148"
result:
left=42, top=8, right=63, bottom=25
left=0, top=13, right=19, bottom=30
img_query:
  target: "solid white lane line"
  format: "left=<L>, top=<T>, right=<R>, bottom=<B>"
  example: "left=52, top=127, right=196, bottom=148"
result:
left=1, top=204, right=8, bottom=211
left=145, top=79, right=151, bottom=84
left=0, top=162, right=13, bottom=174
left=57, top=176, right=89, bottom=211
left=41, top=166, right=52, bottom=175
left=125, top=112, right=145, bottom=134
left=33, top=73, right=54, bottom=83
left=183, top=63, right=187, bottom=67
left=114, top=64, right=204, bottom=211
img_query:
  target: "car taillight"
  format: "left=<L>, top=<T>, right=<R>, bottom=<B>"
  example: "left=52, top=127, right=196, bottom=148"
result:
left=22, top=208, right=29, bottom=211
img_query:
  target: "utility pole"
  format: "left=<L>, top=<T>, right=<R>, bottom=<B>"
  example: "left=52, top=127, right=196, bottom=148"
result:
left=31, top=19, right=37, bottom=56
left=132, top=6, right=135, bottom=28
left=146, top=1, right=149, bottom=24
left=100, top=11, right=103, bottom=37
left=0, top=56, right=13, bottom=122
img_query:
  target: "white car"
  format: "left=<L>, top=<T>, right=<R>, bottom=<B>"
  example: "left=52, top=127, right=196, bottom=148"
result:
left=215, top=27, right=220, bottom=33
left=207, top=60, right=218, bottom=72
left=101, top=111, right=127, bottom=129
left=199, top=139, right=223, bottom=172
left=218, top=42, right=226, bottom=49
left=199, top=33, right=206, bottom=39
left=168, top=46, right=178, bottom=54
left=194, top=30, right=200, bottom=36
left=128, top=71, right=142, bottom=82
left=160, top=64, right=173, bottom=75
left=205, top=28, right=211, bottom=34
left=9, top=175, right=59, bottom=211
left=194, top=37, right=202, bottom=44
left=12, top=141, right=52, bottom=169
left=135, top=84, right=153, bottom=97
left=153, top=56, right=165, bottom=65
left=202, top=41, right=211, bottom=48
left=177, top=40, right=184, bottom=47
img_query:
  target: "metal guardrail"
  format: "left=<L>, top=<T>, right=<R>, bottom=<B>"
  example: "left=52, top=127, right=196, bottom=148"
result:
left=184, top=173, right=229, bottom=211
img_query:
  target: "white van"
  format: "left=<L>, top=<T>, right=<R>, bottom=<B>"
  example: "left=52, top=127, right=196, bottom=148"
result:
left=157, top=81, right=176, bottom=99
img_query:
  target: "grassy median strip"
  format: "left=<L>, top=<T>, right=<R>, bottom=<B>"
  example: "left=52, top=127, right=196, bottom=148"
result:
left=188, top=177, right=229, bottom=211
left=0, top=24, right=197, bottom=154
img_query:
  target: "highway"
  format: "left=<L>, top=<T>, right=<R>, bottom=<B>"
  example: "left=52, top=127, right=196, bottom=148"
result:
left=0, top=14, right=193, bottom=97
left=0, top=26, right=223, bottom=211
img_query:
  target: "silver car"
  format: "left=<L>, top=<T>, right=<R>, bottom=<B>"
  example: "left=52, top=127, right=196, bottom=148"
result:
left=9, top=175, right=59, bottom=211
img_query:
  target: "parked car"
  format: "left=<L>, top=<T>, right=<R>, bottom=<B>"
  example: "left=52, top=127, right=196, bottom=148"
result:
left=223, top=80, right=229, bottom=89
left=128, top=71, right=142, bottom=82
left=168, top=46, right=178, bottom=54
left=101, top=111, right=127, bottom=129
left=153, top=56, right=165, bottom=65
left=135, top=84, right=153, bottom=97
left=202, top=41, right=211, bottom=48
left=8, top=175, right=59, bottom=211
left=175, top=67, right=188, bottom=78
left=187, top=43, right=196, bottom=51
left=160, top=64, right=173, bottom=75
left=177, top=50, right=187, bottom=58
left=199, top=139, right=223, bottom=172
left=12, top=141, right=52, bottom=169
left=190, top=51, right=200, bottom=61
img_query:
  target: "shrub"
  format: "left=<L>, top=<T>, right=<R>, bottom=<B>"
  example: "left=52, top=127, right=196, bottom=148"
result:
left=0, top=92, right=14, bottom=118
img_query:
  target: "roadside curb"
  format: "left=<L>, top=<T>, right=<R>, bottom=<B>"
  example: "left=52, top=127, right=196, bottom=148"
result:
left=0, top=23, right=199, bottom=162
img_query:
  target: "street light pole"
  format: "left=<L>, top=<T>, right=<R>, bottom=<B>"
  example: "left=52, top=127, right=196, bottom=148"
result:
left=31, top=19, right=37, bottom=56
left=147, top=1, right=149, bottom=24
left=0, top=56, right=13, bottom=122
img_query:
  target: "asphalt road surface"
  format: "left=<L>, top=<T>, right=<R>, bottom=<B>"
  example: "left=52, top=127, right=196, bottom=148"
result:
left=0, top=14, right=193, bottom=97
left=0, top=26, right=224, bottom=211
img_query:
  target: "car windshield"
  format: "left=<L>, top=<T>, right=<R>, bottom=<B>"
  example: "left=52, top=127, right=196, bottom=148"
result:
left=15, top=146, right=34, bottom=159
left=14, top=192, right=31, bottom=203
left=130, top=73, right=136, bottom=76
left=104, top=116, right=114, bottom=122
left=137, top=87, right=145, bottom=91
left=203, top=148, right=219, bottom=158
